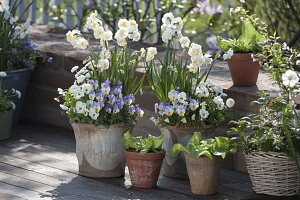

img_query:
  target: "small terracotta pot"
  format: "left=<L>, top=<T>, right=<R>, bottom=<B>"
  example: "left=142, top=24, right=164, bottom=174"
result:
left=125, top=150, right=165, bottom=188
left=227, top=53, right=260, bottom=86
left=185, top=153, right=221, bottom=195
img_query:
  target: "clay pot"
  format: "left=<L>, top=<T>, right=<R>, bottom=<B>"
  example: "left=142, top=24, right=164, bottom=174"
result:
left=185, top=153, right=221, bottom=195
left=159, top=125, right=220, bottom=179
left=125, top=150, right=165, bottom=188
left=227, top=53, right=260, bottom=86
left=71, top=123, right=132, bottom=178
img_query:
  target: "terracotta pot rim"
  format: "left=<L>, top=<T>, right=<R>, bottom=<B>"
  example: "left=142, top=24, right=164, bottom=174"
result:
left=71, top=123, right=132, bottom=129
left=184, top=152, right=221, bottom=161
left=158, top=124, right=217, bottom=130
left=125, top=149, right=165, bottom=160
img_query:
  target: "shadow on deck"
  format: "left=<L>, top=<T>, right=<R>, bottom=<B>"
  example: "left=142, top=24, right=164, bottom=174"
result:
left=0, top=123, right=298, bottom=200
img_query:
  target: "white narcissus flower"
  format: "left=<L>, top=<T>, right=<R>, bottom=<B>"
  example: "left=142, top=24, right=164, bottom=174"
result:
left=282, top=70, right=299, bottom=88
left=146, top=47, right=157, bottom=62
left=71, top=66, right=79, bottom=73
left=132, top=31, right=141, bottom=41
left=76, top=38, right=89, bottom=49
left=102, top=30, right=113, bottom=41
left=100, top=49, right=111, bottom=59
left=93, top=26, right=104, bottom=39
left=117, top=38, right=127, bottom=47
left=223, top=48, right=234, bottom=60
left=0, top=71, right=7, bottom=77
left=98, top=59, right=110, bottom=70
left=172, top=17, right=183, bottom=32
left=203, top=53, right=213, bottom=65
left=118, top=19, right=130, bottom=30
left=188, top=43, right=203, bottom=59
left=226, top=98, right=235, bottom=108
left=179, top=36, right=190, bottom=48
left=187, top=62, right=199, bottom=73
left=162, top=12, right=175, bottom=25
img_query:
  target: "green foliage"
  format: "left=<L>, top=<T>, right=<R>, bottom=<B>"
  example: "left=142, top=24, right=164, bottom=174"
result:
left=123, top=132, right=164, bottom=153
left=217, top=20, right=266, bottom=53
left=0, top=91, right=12, bottom=112
left=171, top=132, right=237, bottom=160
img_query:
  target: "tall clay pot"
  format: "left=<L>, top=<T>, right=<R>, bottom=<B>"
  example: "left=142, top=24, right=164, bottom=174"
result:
left=227, top=53, right=260, bottom=86
left=185, top=153, right=221, bottom=195
left=2, top=68, right=32, bottom=124
left=159, top=125, right=219, bottom=179
left=125, top=150, right=165, bottom=188
left=0, top=109, right=13, bottom=140
left=71, top=123, right=132, bottom=178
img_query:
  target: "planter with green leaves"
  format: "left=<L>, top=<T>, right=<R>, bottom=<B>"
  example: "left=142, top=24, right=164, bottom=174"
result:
left=124, top=132, right=165, bottom=188
left=0, top=72, right=21, bottom=140
left=217, top=8, right=267, bottom=86
left=172, top=132, right=237, bottom=195
left=146, top=12, right=235, bottom=179
left=57, top=12, right=155, bottom=178
left=229, top=39, right=300, bottom=196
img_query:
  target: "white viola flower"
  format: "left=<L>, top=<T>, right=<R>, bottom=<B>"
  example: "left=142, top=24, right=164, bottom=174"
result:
left=172, top=17, right=183, bottom=32
left=117, top=38, right=127, bottom=47
left=89, top=109, right=99, bottom=120
left=15, top=90, right=21, bottom=99
left=223, top=48, right=234, bottom=60
left=60, top=104, right=69, bottom=111
left=57, top=88, right=64, bottom=95
left=177, top=92, right=187, bottom=103
left=118, top=19, right=130, bottom=30
left=76, top=38, right=89, bottom=49
left=0, top=71, right=7, bottom=77
left=181, top=118, right=187, bottom=124
left=179, top=36, right=190, bottom=48
left=93, top=26, right=104, bottom=39
left=75, top=101, right=86, bottom=114
left=282, top=70, right=299, bottom=88
left=213, top=85, right=223, bottom=95
left=71, top=66, right=79, bottom=73
left=76, top=75, right=86, bottom=84
left=81, top=83, right=93, bottom=94
left=214, top=96, right=225, bottom=110
left=226, top=98, right=235, bottom=108
left=196, top=85, right=209, bottom=97
left=162, top=12, right=175, bottom=25
left=102, top=30, right=113, bottom=41
left=199, top=109, right=209, bottom=119
left=200, top=102, right=207, bottom=109
left=150, top=117, right=158, bottom=126
left=146, top=47, right=157, bottom=62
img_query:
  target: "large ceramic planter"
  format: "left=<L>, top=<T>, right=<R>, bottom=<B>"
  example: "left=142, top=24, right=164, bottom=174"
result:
left=0, top=109, right=13, bottom=140
left=2, top=68, right=32, bottom=124
left=185, top=153, right=221, bottom=195
left=227, top=53, right=260, bottom=86
left=244, top=151, right=300, bottom=196
left=159, top=125, right=218, bottom=179
left=125, top=150, right=165, bottom=188
left=71, top=123, right=132, bottom=178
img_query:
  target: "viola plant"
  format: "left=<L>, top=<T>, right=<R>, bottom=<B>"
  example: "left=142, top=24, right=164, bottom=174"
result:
left=123, top=132, right=164, bottom=153
left=147, top=12, right=234, bottom=127
left=0, top=0, right=40, bottom=71
left=0, top=72, right=21, bottom=112
left=172, top=132, right=237, bottom=159
left=57, top=11, right=157, bottom=125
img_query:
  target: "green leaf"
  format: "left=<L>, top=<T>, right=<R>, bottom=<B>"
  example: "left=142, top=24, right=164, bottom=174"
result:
left=171, top=143, right=188, bottom=157
left=188, top=132, right=202, bottom=145
left=198, top=150, right=213, bottom=159
left=150, top=134, right=164, bottom=149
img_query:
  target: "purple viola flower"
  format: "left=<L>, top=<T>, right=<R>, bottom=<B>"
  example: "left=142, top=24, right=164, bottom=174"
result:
left=163, top=106, right=174, bottom=117
left=89, top=91, right=96, bottom=100
left=124, top=94, right=135, bottom=105
left=189, top=99, right=199, bottom=111
left=101, top=84, right=110, bottom=95
left=113, top=103, right=120, bottom=114
left=112, top=84, right=123, bottom=95
left=176, top=105, right=186, bottom=117
left=115, top=98, right=124, bottom=109
left=135, top=105, right=144, bottom=117
left=158, top=102, right=165, bottom=111
left=88, top=80, right=99, bottom=89
left=95, top=91, right=104, bottom=101
left=108, top=94, right=116, bottom=105
left=105, top=105, right=112, bottom=113
left=93, top=101, right=102, bottom=112
left=128, top=105, right=135, bottom=115
left=47, top=57, right=53, bottom=63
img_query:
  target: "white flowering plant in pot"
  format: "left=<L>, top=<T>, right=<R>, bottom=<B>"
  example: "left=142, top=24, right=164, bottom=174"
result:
left=57, top=11, right=157, bottom=126
left=147, top=12, right=235, bottom=128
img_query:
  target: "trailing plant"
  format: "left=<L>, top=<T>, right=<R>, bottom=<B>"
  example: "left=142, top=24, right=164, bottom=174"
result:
left=147, top=12, right=234, bottom=128
left=0, top=71, right=21, bottom=112
left=57, top=11, right=156, bottom=125
left=172, top=132, right=237, bottom=159
left=229, top=39, right=300, bottom=167
left=123, top=132, right=164, bottom=153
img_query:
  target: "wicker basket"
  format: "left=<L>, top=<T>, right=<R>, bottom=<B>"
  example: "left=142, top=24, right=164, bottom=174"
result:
left=244, top=151, right=300, bottom=196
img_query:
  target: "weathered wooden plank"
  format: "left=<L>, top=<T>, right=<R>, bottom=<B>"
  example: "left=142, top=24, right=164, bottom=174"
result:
left=0, top=192, right=26, bottom=200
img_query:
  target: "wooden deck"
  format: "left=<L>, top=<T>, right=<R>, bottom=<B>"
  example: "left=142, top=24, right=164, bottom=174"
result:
left=0, top=123, right=299, bottom=200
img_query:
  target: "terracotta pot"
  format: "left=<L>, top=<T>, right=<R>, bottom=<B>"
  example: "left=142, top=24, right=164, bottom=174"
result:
left=227, top=53, right=260, bottom=86
left=159, top=125, right=219, bottom=179
left=125, top=150, right=165, bottom=188
left=71, top=123, right=132, bottom=178
left=185, top=153, right=221, bottom=195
